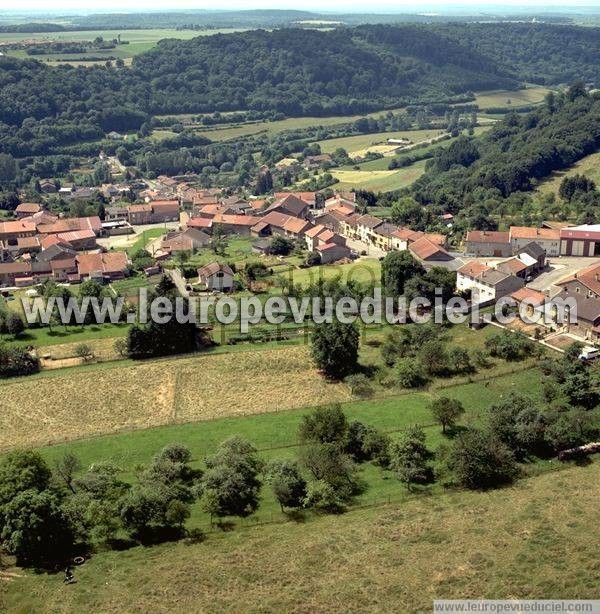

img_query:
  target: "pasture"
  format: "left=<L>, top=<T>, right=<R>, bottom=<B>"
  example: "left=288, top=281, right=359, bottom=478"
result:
left=0, top=29, right=244, bottom=65
left=535, top=150, right=600, bottom=195
left=5, top=409, right=595, bottom=613
left=0, top=345, right=350, bottom=450
left=470, top=86, right=551, bottom=110
left=317, top=129, right=447, bottom=155
left=330, top=159, right=427, bottom=192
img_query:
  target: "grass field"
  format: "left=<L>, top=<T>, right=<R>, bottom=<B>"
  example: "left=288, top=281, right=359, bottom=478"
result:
left=0, top=345, right=350, bottom=450
left=4, top=442, right=595, bottom=612
left=0, top=29, right=244, bottom=65
left=535, top=150, right=600, bottom=195
left=2, top=322, right=128, bottom=350
left=270, top=258, right=382, bottom=287
left=317, top=129, right=447, bottom=155
left=330, top=159, right=427, bottom=192
left=469, top=86, right=552, bottom=110
left=194, top=114, right=380, bottom=142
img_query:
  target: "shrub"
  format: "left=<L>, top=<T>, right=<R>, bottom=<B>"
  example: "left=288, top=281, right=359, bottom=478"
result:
left=344, top=373, right=374, bottom=398
left=310, top=319, right=359, bottom=380
left=395, top=358, right=429, bottom=389
left=446, top=429, right=520, bottom=489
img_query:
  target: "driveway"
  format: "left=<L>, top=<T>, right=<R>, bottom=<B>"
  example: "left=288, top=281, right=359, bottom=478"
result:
left=165, top=267, right=190, bottom=298
left=345, top=238, right=386, bottom=258
left=528, top=256, right=600, bottom=292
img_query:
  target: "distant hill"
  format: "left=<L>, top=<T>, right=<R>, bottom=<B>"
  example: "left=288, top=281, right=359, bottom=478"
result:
left=133, top=25, right=517, bottom=116
left=1, top=23, right=600, bottom=132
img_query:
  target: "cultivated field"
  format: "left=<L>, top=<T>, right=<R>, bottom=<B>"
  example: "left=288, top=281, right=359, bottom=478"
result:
left=0, top=29, right=244, bottom=65
left=0, top=346, right=349, bottom=450
left=469, top=86, right=552, bottom=110
left=330, top=160, right=427, bottom=192
left=535, top=150, right=600, bottom=195
left=4, top=459, right=597, bottom=612
left=192, top=113, right=395, bottom=142
left=317, top=129, right=447, bottom=155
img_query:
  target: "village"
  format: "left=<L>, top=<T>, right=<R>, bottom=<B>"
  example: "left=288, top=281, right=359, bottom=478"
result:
left=1, top=170, right=600, bottom=351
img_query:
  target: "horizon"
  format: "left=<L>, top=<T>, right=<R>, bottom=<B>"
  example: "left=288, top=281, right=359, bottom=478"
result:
left=3, top=3, right=600, bottom=16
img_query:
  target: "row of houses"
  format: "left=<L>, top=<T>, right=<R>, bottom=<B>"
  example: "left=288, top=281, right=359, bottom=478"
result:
left=466, top=224, right=600, bottom=258
left=179, top=193, right=355, bottom=264
left=457, top=242, right=547, bottom=304
left=0, top=251, right=129, bottom=287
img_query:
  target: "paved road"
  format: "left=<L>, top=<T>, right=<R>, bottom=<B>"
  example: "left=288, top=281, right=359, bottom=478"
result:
left=528, top=256, right=600, bottom=292
left=165, top=267, right=190, bottom=298
left=345, top=238, right=386, bottom=258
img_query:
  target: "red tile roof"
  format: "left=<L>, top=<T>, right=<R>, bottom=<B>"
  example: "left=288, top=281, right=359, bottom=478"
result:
left=0, top=219, right=37, bottom=235
left=466, top=230, right=510, bottom=244
left=37, top=216, right=102, bottom=235
left=15, top=203, right=42, bottom=214
left=458, top=261, right=491, bottom=277
left=509, top=226, right=560, bottom=241
left=556, top=262, right=600, bottom=295
left=77, top=252, right=129, bottom=276
left=409, top=237, right=450, bottom=261
left=187, top=217, right=213, bottom=229
left=511, top=287, right=547, bottom=305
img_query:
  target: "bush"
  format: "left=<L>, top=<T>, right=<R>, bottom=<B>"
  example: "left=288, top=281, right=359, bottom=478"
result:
left=446, top=429, right=520, bottom=489
left=299, top=404, right=348, bottom=446
left=0, top=344, right=40, bottom=378
left=344, top=373, right=374, bottom=398
left=485, top=330, right=534, bottom=361
left=310, top=319, right=359, bottom=380
left=395, top=358, right=429, bottom=389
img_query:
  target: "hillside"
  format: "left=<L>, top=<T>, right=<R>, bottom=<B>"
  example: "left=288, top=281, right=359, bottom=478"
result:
left=2, top=23, right=600, bottom=133
left=3, top=460, right=599, bottom=612
left=133, top=26, right=516, bottom=116
left=412, top=91, right=600, bottom=211
left=438, top=22, right=600, bottom=85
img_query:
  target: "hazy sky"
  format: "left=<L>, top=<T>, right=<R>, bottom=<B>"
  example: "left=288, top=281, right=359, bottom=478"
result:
left=7, top=1, right=600, bottom=13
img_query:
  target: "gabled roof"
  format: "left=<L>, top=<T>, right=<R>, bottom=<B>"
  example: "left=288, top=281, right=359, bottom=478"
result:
left=510, top=226, right=560, bottom=241
left=392, top=227, right=423, bottom=242
left=305, top=224, right=327, bottom=238
left=511, top=287, right=547, bottom=305
left=496, top=258, right=527, bottom=274
left=283, top=217, right=312, bottom=235
left=519, top=241, right=546, bottom=259
left=37, top=216, right=102, bottom=235
left=356, top=214, right=383, bottom=230
left=0, top=219, right=37, bottom=235
left=409, top=237, right=451, bottom=261
left=213, top=214, right=260, bottom=227
left=374, top=222, right=399, bottom=238
left=150, top=200, right=180, bottom=212
left=15, top=203, right=42, bottom=214
left=259, top=211, right=292, bottom=228
left=76, top=252, right=129, bottom=276
left=458, top=261, right=491, bottom=277
left=556, top=262, right=600, bottom=295
left=267, top=194, right=309, bottom=218
left=187, top=217, right=213, bottom=229
left=198, top=262, right=234, bottom=277
left=466, top=230, right=510, bottom=244
left=560, top=224, right=600, bottom=240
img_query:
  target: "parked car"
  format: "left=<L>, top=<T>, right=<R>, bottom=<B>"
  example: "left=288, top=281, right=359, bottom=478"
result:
left=578, top=346, right=600, bottom=362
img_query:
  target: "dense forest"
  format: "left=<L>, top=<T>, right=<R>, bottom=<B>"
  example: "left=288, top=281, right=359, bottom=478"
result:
left=412, top=85, right=600, bottom=225
left=437, top=23, right=600, bottom=85
left=2, top=23, right=599, bottom=133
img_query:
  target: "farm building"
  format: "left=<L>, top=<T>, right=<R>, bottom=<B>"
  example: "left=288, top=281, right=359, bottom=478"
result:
left=464, top=230, right=511, bottom=257
left=559, top=225, right=600, bottom=257
left=197, top=262, right=234, bottom=292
